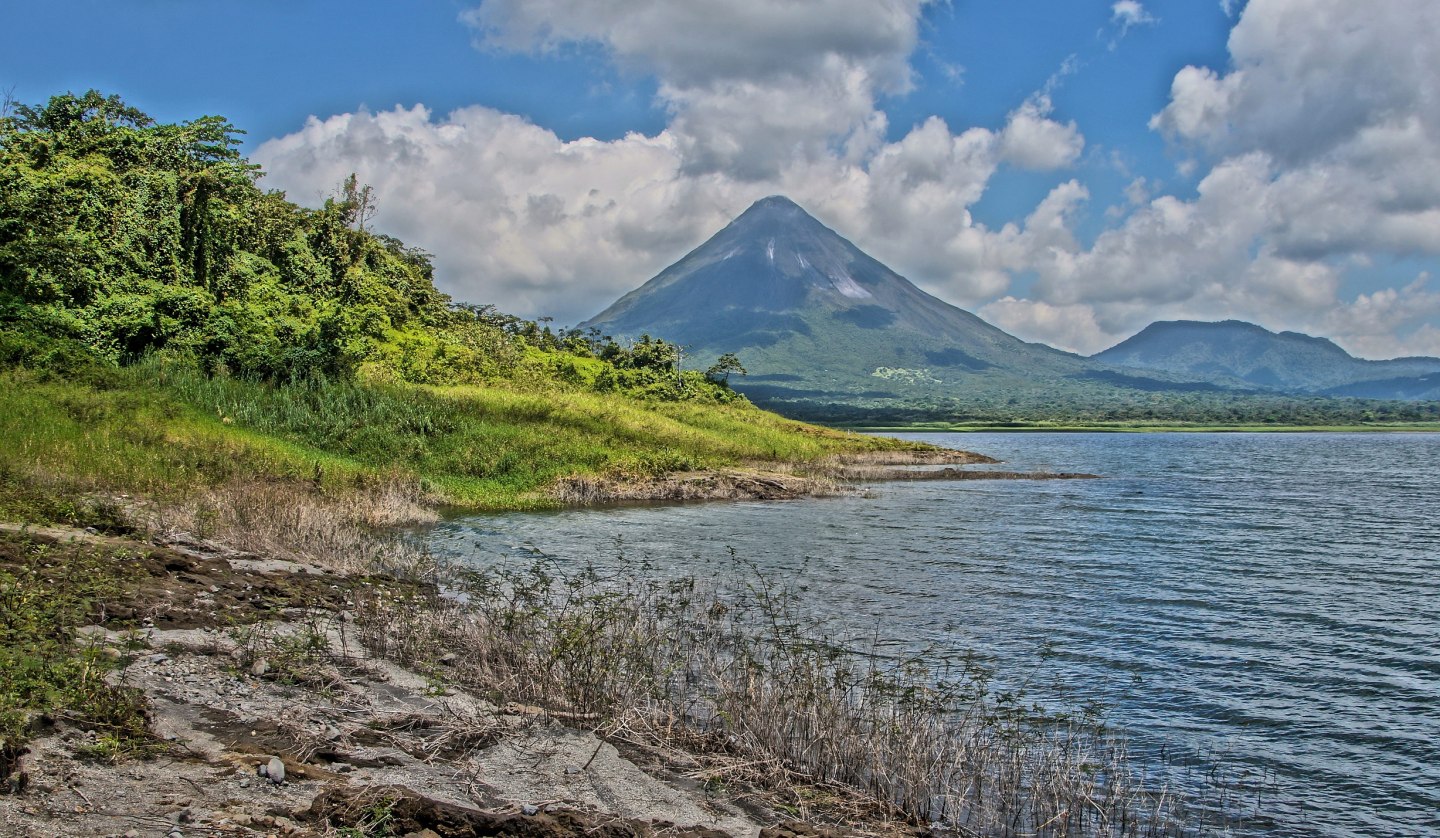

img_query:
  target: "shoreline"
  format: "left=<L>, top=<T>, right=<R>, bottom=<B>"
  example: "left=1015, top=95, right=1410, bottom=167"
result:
left=0, top=444, right=1169, bottom=837
left=0, top=524, right=821, bottom=838
left=545, top=449, right=1097, bottom=506
left=839, top=422, right=1440, bottom=434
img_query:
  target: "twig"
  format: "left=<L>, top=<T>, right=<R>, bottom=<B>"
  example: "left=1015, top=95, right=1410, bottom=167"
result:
left=581, top=739, right=605, bottom=771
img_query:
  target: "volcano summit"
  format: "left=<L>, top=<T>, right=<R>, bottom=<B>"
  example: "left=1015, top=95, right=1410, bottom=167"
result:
left=583, top=196, right=1091, bottom=411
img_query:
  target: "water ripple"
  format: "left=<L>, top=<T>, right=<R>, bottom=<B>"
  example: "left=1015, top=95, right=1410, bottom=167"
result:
left=432, top=432, right=1440, bottom=838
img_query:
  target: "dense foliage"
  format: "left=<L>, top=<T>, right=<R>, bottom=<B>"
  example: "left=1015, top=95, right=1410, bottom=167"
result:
left=0, top=90, right=738, bottom=403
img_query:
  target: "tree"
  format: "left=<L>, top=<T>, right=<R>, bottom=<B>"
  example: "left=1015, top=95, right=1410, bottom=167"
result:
left=705, top=352, right=747, bottom=385
left=340, top=173, right=377, bottom=232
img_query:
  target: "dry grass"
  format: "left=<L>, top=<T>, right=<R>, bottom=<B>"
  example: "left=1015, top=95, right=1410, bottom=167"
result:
left=351, top=557, right=1214, bottom=837
left=146, top=477, right=438, bottom=577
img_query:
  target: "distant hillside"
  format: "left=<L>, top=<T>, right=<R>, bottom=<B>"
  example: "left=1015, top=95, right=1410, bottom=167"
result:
left=1093, top=320, right=1440, bottom=400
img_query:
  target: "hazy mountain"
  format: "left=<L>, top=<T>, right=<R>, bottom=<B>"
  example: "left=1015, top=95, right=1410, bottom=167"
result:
left=583, top=196, right=1105, bottom=404
left=583, top=198, right=1438, bottom=418
left=1093, top=320, right=1440, bottom=399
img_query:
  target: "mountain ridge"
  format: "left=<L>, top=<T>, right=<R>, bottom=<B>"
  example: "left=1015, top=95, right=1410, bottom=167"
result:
left=1093, top=319, right=1440, bottom=397
left=584, top=196, right=1440, bottom=415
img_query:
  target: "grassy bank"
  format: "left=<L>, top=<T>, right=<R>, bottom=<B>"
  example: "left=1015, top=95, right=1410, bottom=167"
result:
left=0, top=360, right=914, bottom=521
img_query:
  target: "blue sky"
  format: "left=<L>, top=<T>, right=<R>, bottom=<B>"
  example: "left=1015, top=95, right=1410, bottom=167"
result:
left=6, top=1, right=1440, bottom=357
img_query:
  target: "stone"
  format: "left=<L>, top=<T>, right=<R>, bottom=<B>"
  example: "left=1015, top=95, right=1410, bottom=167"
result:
left=521, top=804, right=539, bottom=816
left=249, top=658, right=269, bottom=678
left=266, top=756, right=286, bottom=785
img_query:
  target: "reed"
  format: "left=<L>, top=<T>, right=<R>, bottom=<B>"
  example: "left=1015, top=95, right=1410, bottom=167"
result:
left=354, top=554, right=1227, bottom=836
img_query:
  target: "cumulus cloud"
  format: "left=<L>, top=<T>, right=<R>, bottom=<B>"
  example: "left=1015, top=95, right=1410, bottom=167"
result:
left=255, top=0, right=1088, bottom=322
left=999, top=94, right=1085, bottom=170
left=986, top=0, right=1440, bottom=355
left=464, top=0, right=924, bottom=181
left=253, top=0, right=1439, bottom=358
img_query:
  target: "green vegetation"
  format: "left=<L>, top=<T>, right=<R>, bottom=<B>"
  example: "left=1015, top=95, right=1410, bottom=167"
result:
left=0, top=90, right=909, bottom=513
left=765, top=387, right=1440, bottom=429
left=0, top=532, right=156, bottom=785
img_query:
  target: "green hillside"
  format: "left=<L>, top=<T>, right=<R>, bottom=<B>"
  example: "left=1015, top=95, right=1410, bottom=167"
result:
left=0, top=91, right=911, bottom=515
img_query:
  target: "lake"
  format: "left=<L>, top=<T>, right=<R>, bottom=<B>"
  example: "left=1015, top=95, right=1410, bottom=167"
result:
left=427, top=432, right=1440, bottom=837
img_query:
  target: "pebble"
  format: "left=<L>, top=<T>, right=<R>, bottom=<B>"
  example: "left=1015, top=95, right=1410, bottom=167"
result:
left=521, top=804, right=539, bottom=816
left=564, top=765, right=582, bottom=775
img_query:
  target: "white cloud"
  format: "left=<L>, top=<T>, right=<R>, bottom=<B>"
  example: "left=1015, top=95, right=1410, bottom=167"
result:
left=999, top=94, right=1085, bottom=170
left=256, top=0, right=1088, bottom=323
left=253, top=0, right=1439, bottom=360
left=979, top=298, right=1108, bottom=356
left=1111, top=1, right=1156, bottom=33
left=992, top=0, right=1440, bottom=356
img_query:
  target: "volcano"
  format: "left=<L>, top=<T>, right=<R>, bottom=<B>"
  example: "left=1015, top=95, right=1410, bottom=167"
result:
left=582, top=196, right=1092, bottom=408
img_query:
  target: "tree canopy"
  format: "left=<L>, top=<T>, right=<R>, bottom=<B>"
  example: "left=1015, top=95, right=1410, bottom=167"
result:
left=0, top=91, right=744, bottom=403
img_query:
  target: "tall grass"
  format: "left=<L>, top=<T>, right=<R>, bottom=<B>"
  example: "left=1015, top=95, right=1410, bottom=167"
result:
left=355, top=556, right=1226, bottom=837
left=0, top=360, right=912, bottom=515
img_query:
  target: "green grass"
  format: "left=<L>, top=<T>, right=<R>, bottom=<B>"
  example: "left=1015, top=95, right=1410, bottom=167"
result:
left=1, top=533, right=156, bottom=779
left=0, top=361, right=910, bottom=514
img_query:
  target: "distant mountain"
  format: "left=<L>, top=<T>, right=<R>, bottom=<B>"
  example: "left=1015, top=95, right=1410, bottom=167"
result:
left=583, top=196, right=1111, bottom=406
left=1093, top=320, right=1440, bottom=400
left=583, top=199, right=1439, bottom=419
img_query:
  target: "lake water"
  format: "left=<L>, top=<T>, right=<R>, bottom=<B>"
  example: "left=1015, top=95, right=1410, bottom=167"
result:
left=427, top=432, right=1440, bottom=837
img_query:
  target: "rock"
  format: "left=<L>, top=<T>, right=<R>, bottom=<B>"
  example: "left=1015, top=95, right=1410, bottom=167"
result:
left=403, top=830, right=443, bottom=838
left=521, top=804, right=539, bottom=816
left=438, top=652, right=458, bottom=666
left=147, top=653, right=169, bottom=664
left=123, top=831, right=140, bottom=838
left=330, top=761, right=353, bottom=773
left=266, top=756, right=286, bottom=784
left=250, top=658, right=269, bottom=677
left=564, top=765, right=582, bottom=775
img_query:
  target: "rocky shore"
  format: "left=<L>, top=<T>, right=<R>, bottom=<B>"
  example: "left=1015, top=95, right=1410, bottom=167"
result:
left=0, top=516, right=929, bottom=838
left=0, top=449, right=1101, bottom=838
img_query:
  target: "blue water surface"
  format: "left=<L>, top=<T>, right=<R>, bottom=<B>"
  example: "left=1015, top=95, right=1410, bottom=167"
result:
left=428, top=432, right=1440, bottom=837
